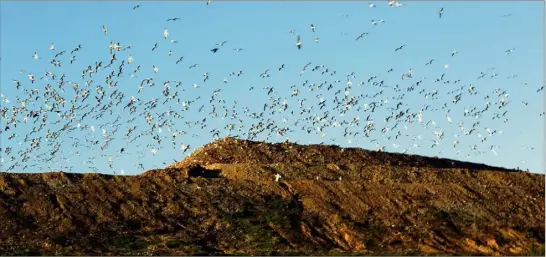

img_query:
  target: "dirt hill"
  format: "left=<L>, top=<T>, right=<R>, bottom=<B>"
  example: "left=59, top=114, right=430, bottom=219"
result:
left=1, top=137, right=544, bottom=256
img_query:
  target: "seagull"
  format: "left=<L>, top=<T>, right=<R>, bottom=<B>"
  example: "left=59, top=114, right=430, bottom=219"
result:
left=166, top=17, right=180, bottom=22
left=395, top=45, right=405, bottom=51
left=210, top=48, right=219, bottom=53
left=310, top=24, right=316, bottom=32
left=133, top=4, right=140, bottom=10
left=32, top=52, right=39, bottom=60
left=439, top=7, right=444, bottom=18
left=163, top=28, right=169, bottom=39
left=356, top=32, right=369, bottom=41
left=369, top=3, right=376, bottom=8
left=505, top=48, right=516, bottom=55
left=233, top=48, right=243, bottom=52
left=207, top=0, right=211, bottom=5
left=102, top=25, right=108, bottom=35
left=176, top=57, right=184, bottom=64
left=452, top=50, right=458, bottom=56
left=49, top=43, right=55, bottom=51
left=296, top=35, right=302, bottom=49
left=274, top=173, right=282, bottom=182
left=216, top=41, right=228, bottom=46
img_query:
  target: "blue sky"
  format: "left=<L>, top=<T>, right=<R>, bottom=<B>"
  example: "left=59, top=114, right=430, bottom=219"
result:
left=0, top=1, right=544, bottom=175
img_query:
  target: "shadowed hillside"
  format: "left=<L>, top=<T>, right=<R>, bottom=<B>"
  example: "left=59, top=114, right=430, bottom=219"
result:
left=1, top=137, right=544, bottom=256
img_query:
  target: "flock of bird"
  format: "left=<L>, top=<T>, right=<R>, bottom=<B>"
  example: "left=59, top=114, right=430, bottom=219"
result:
left=0, top=1, right=543, bottom=174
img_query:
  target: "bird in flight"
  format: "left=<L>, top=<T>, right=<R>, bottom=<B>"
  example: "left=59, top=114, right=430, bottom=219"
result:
left=167, top=17, right=180, bottom=22
left=439, top=7, right=444, bottom=18
left=296, top=35, right=302, bottom=49
left=133, top=4, right=140, bottom=10
left=163, top=28, right=169, bottom=39
left=216, top=41, right=228, bottom=46
left=210, top=48, right=219, bottom=53
left=356, top=32, right=369, bottom=41
left=102, top=25, right=108, bottom=36
left=395, top=45, right=406, bottom=51
left=310, top=24, right=316, bottom=33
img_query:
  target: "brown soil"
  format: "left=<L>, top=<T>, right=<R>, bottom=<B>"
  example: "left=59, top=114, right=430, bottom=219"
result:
left=0, top=137, right=544, bottom=256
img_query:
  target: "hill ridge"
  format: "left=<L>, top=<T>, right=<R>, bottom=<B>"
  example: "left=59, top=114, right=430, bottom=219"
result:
left=169, top=136, right=523, bottom=173
left=0, top=137, right=544, bottom=256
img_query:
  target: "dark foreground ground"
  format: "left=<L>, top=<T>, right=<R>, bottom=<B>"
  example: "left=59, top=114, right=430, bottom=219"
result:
left=0, top=137, right=544, bottom=256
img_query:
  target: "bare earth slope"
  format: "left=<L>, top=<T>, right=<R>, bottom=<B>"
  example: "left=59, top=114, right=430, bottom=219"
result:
left=1, top=137, right=544, bottom=256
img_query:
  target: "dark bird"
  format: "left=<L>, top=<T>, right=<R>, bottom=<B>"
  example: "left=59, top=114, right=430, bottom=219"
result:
left=439, top=7, right=444, bottom=18
left=167, top=17, right=181, bottom=22
left=210, top=48, right=219, bottom=53
left=395, top=45, right=406, bottom=51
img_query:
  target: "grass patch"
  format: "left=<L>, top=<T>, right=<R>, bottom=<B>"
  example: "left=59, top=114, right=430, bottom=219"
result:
left=524, top=243, right=545, bottom=256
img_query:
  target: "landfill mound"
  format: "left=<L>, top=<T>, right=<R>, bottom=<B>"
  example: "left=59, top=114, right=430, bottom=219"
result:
left=0, top=137, right=544, bottom=256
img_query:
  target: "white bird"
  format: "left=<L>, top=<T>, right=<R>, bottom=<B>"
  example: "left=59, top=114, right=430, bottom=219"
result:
left=153, top=65, right=159, bottom=73
left=102, top=25, right=108, bottom=35
left=151, top=149, right=157, bottom=156
left=28, top=73, right=35, bottom=83
left=310, top=24, right=316, bottom=32
left=32, top=52, right=39, bottom=60
left=369, top=3, right=376, bottom=7
left=163, top=28, right=169, bottom=39
left=274, top=173, right=282, bottom=182
left=49, top=43, right=55, bottom=51
left=128, top=55, right=133, bottom=64
left=295, top=35, right=302, bottom=49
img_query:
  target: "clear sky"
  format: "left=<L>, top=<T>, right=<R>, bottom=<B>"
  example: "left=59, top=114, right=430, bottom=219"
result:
left=0, top=1, right=544, bottom=175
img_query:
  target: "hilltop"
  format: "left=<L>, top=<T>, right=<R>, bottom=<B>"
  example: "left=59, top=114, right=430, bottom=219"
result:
left=0, top=137, right=544, bottom=255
